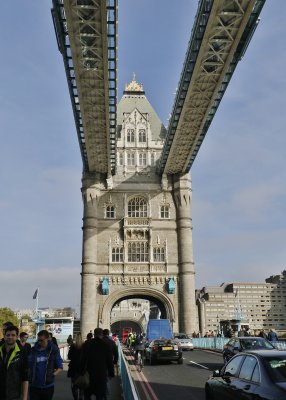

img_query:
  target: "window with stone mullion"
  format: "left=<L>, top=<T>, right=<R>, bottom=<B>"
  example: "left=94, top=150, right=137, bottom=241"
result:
left=128, top=197, right=148, bottom=217
left=128, top=242, right=149, bottom=262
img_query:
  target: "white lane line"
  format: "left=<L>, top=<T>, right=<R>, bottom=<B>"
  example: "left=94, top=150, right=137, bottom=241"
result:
left=189, top=360, right=210, bottom=370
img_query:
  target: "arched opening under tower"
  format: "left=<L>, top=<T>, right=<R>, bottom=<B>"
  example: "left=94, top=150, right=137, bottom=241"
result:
left=101, top=288, right=176, bottom=336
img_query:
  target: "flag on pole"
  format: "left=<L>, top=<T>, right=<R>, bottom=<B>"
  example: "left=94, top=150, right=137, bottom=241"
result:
left=33, top=289, right=38, bottom=299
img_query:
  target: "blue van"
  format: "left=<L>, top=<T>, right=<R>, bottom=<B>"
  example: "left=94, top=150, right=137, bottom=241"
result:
left=146, top=319, right=173, bottom=341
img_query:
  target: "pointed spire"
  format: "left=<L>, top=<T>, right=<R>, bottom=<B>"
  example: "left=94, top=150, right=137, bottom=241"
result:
left=124, top=73, right=145, bottom=94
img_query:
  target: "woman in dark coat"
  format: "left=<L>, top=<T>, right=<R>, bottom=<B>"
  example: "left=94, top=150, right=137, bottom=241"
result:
left=68, top=333, right=84, bottom=400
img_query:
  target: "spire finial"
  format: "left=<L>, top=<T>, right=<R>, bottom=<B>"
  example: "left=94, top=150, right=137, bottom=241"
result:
left=124, top=73, right=145, bottom=94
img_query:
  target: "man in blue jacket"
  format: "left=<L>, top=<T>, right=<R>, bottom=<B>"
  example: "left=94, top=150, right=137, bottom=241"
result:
left=28, top=330, right=63, bottom=400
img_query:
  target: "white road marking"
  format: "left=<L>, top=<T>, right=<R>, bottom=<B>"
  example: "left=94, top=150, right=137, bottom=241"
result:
left=189, top=360, right=210, bottom=370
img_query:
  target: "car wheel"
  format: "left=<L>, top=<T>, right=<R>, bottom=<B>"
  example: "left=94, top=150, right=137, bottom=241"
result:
left=178, top=358, right=183, bottom=365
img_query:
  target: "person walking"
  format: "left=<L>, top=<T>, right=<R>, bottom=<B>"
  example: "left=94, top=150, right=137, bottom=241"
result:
left=67, top=333, right=84, bottom=400
left=19, top=332, right=31, bottom=356
left=267, top=328, right=279, bottom=342
left=28, top=330, right=63, bottom=400
left=81, top=328, right=114, bottom=400
left=0, top=325, right=29, bottom=400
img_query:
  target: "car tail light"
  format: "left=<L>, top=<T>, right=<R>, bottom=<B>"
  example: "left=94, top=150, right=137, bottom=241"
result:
left=173, top=345, right=178, bottom=350
left=152, top=345, right=158, bottom=351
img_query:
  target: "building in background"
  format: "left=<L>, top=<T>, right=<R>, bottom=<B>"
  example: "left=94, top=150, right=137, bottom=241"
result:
left=197, top=271, right=286, bottom=336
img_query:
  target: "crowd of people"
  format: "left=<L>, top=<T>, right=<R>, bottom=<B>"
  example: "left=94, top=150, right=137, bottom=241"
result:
left=0, top=321, right=63, bottom=400
left=0, top=321, right=119, bottom=400
left=67, top=328, right=118, bottom=400
left=194, top=327, right=280, bottom=341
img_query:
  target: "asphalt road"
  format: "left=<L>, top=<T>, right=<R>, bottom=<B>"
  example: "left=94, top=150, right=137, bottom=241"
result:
left=130, top=349, right=224, bottom=400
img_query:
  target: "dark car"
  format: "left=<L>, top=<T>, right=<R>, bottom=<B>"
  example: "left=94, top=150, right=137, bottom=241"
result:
left=205, top=350, right=286, bottom=400
left=223, top=336, right=275, bottom=363
left=145, top=338, right=183, bottom=365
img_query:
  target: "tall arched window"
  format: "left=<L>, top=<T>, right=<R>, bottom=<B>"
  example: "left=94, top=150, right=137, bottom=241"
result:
left=127, top=129, right=135, bottom=142
left=112, top=247, right=123, bottom=262
left=138, top=129, right=146, bottom=142
left=153, top=247, right=165, bottom=262
left=128, top=197, right=148, bottom=217
left=105, top=205, right=115, bottom=219
left=128, top=242, right=149, bottom=262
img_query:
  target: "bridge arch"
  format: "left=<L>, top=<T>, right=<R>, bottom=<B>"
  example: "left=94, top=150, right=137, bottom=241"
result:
left=100, top=287, right=176, bottom=329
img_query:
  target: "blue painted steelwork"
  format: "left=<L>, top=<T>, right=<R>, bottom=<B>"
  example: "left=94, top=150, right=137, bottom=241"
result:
left=159, top=0, right=266, bottom=174
left=117, top=341, right=139, bottom=400
left=51, top=0, right=117, bottom=174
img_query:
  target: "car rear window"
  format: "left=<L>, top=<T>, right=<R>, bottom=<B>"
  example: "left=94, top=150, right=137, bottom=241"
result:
left=241, top=339, right=274, bottom=350
left=265, top=357, right=286, bottom=382
left=155, top=340, right=176, bottom=346
left=175, top=335, right=190, bottom=339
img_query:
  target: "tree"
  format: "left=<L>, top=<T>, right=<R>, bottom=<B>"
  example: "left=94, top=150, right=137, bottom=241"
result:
left=0, top=307, right=19, bottom=338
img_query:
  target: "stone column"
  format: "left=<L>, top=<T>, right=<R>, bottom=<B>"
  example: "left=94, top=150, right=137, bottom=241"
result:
left=80, top=179, right=98, bottom=337
left=173, top=173, right=197, bottom=334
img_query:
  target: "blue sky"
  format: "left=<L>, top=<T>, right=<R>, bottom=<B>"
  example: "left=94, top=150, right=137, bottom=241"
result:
left=0, top=1, right=285, bottom=310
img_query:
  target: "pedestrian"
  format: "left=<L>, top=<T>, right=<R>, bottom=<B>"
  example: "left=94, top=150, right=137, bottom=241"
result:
left=267, top=328, right=279, bottom=342
left=67, top=334, right=74, bottom=346
left=0, top=321, right=14, bottom=345
left=81, top=327, right=114, bottom=400
left=0, top=325, right=29, bottom=400
left=102, top=329, right=118, bottom=365
left=19, top=332, right=31, bottom=355
left=258, top=329, right=267, bottom=339
left=86, top=332, right=93, bottom=342
left=68, top=333, right=84, bottom=400
left=48, top=332, right=58, bottom=347
left=28, top=329, right=63, bottom=400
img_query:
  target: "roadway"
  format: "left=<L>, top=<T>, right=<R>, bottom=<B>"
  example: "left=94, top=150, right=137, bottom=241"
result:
left=127, top=349, right=224, bottom=400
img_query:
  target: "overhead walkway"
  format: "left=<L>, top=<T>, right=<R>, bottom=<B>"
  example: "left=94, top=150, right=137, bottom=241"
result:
left=159, top=0, right=266, bottom=175
left=52, top=0, right=117, bottom=176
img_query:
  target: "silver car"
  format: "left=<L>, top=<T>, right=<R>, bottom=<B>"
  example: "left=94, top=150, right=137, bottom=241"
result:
left=174, top=333, right=194, bottom=351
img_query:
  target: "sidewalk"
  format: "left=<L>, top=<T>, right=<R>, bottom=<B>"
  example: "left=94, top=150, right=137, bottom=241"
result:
left=54, top=362, right=123, bottom=399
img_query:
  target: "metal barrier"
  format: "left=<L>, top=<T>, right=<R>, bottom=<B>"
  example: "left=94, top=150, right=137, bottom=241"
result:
left=192, top=337, right=229, bottom=350
left=117, top=343, right=139, bottom=400
left=59, top=344, right=69, bottom=361
left=192, top=337, right=286, bottom=351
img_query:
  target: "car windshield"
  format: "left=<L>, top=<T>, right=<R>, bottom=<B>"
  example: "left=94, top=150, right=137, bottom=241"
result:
left=240, top=338, right=274, bottom=350
left=264, top=356, right=286, bottom=382
left=175, top=334, right=190, bottom=339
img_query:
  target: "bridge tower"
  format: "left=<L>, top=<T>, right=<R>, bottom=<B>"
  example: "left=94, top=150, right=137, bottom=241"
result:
left=80, top=76, right=197, bottom=336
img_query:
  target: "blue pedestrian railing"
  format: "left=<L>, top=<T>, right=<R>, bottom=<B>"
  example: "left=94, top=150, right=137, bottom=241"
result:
left=192, top=337, right=229, bottom=350
left=192, top=337, right=286, bottom=351
left=117, top=342, right=139, bottom=400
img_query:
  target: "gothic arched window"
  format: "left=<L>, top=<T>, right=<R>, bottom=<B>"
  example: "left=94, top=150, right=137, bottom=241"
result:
left=160, top=205, right=170, bottom=219
left=128, top=197, right=148, bottom=217
left=105, top=205, right=115, bottom=219
left=139, top=153, right=147, bottom=166
left=112, top=247, right=123, bottom=262
left=138, top=129, right=146, bottom=142
left=127, top=129, right=135, bottom=142
left=128, top=242, right=149, bottom=262
left=153, top=247, right=165, bottom=262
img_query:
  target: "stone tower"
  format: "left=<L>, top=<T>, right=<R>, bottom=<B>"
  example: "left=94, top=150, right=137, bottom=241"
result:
left=80, top=76, right=197, bottom=336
